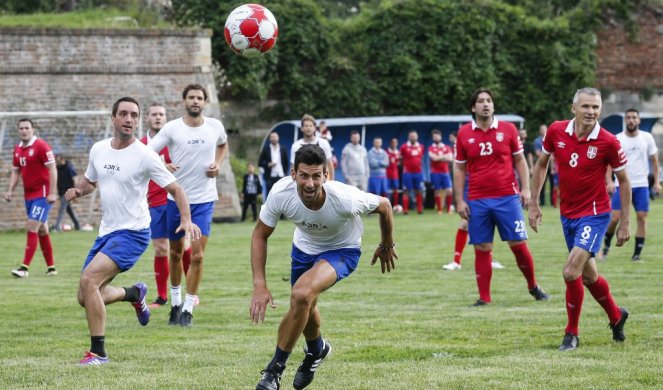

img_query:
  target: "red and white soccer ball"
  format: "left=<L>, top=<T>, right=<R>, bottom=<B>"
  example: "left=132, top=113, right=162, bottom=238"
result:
left=392, top=205, right=403, bottom=214
left=224, top=4, right=278, bottom=57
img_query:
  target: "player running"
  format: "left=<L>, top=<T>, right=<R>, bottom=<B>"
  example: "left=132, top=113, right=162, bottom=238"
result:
left=529, top=87, right=630, bottom=351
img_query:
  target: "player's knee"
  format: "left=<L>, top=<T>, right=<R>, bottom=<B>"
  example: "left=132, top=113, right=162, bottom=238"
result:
left=79, top=273, right=98, bottom=292
left=290, top=286, right=314, bottom=308
left=636, top=212, right=647, bottom=222
left=562, top=267, right=580, bottom=281
left=191, top=252, right=204, bottom=265
left=582, top=274, right=598, bottom=286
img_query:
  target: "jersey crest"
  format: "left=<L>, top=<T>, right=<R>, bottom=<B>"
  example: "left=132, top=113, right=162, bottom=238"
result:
left=496, top=132, right=504, bottom=142
left=586, top=146, right=597, bottom=159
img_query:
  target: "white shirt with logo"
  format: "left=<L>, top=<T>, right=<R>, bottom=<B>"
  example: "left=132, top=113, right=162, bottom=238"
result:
left=85, top=138, right=176, bottom=237
left=149, top=116, right=227, bottom=203
left=615, top=130, right=658, bottom=188
left=260, top=177, right=381, bottom=254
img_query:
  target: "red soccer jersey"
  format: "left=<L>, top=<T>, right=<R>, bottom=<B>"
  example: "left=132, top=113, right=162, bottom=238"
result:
left=428, top=142, right=452, bottom=174
left=12, top=137, right=55, bottom=200
left=400, top=142, right=424, bottom=174
left=542, top=120, right=627, bottom=219
left=386, top=148, right=401, bottom=179
left=140, top=135, right=171, bottom=208
left=455, top=119, right=523, bottom=200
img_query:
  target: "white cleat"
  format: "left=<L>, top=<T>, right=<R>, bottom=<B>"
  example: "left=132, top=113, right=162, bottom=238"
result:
left=442, top=262, right=461, bottom=271
left=11, top=268, right=29, bottom=278
left=491, top=261, right=505, bottom=270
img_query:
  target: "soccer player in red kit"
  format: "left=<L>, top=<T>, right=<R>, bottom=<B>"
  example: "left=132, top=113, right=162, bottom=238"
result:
left=5, top=118, right=58, bottom=277
left=529, top=87, right=630, bottom=351
left=400, top=130, right=425, bottom=214
left=386, top=137, right=401, bottom=207
left=428, top=129, right=454, bottom=214
left=454, top=88, right=548, bottom=306
left=140, top=104, right=193, bottom=307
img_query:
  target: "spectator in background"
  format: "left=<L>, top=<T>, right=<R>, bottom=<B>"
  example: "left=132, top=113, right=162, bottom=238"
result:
left=54, top=154, right=81, bottom=232
left=368, top=137, right=390, bottom=197
left=317, top=120, right=333, bottom=141
left=386, top=137, right=402, bottom=207
left=341, top=130, right=369, bottom=191
left=400, top=130, right=425, bottom=214
left=428, top=129, right=454, bottom=214
left=259, top=131, right=288, bottom=197
left=519, top=129, right=534, bottom=171
left=241, top=163, right=262, bottom=222
left=533, top=124, right=553, bottom=206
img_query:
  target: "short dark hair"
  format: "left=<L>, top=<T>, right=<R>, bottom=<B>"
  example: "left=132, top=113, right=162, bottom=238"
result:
left=17, top=118, right=33, bottom=127
left=469, top=87, right=494, bottom=115
left=431, top=129, right=441, bottom=136
left=294, top=144, right=327, bottom=172
left=147, top=102, right=165, bottom=113
left=182, top=84, right=209, bottom=101
left=450, top=131, right=457, bottom=137
left=112, top=97, right=140, bottom=117
left=350, top=130, right=360, bottom=136
left=625, top=108, right=639, bottom=116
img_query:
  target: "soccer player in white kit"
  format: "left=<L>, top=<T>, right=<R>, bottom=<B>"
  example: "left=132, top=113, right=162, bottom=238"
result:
left=251, top=144, right=397, bottom=390
left=67, top=97, right=200, bottom=365
left=148, top=84, right=228, bottom=327
left=600, top=108, right=660, bottom=261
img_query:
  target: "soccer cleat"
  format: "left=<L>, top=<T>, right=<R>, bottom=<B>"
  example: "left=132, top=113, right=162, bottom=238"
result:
left=150, top=297, right=168, bottom=308
left=472, top=299, right=489, bottom=307
left=11, top=268, right=29, bottom=278
left=609, top=307, right=629, bottom=342
left=442, top=262, right=461, bottom=271
left=78, top=351, right=110, bottom=366
left=180, top=310, right=193, bottom=327
left=293, top=341, right=332, bottom=390
left=46, top=268, right=58, bottom=276
left=529, top=285, right=549, bottom=301
left=168, top=305, right=182, bottom=325
left=491, top=261, right=505, bottom=270
left=131, top=282, right=150, bottom=326
left=631, top=254, right=641, bottom=262
left=256, top=361, right=285, bottom=390
left=559, top=333, right=579, bottom=351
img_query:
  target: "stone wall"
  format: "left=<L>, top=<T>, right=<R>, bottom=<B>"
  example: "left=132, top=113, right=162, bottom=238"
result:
left=0, top=27, right=241, bottom=230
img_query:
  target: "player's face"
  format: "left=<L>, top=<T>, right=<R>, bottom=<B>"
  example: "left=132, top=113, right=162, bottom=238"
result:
left=269, top=132, right=279, bottom=144
left=147, top=106, right=167, bottom=132
left=519, top=130, right=527, bottom=141
left=301, top=120, right=316, bottom=137
left=292, top=163, right=326, bottom=205
left=408, top=132, right=418, bottom=143
left=572, top=93, right=602, bottom=128
left=625, top=112, right=640, bottom=132
left=184, top=90, right=207, bottom=117
left=373, top=138, right=382, bottom=149
left=17, top=121, right=34, bottom=142
left=112, top=102, right=140, bottom=141
left=351, top=133, right=360, bottom=144
left=432, top=133, right=441, bottom=143
left=390, top=138, right=398, bottom=149
left=472, top=92, right=494, bottom=121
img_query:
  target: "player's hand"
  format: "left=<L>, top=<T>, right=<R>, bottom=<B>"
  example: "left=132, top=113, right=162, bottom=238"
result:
left=654, top=181, right=661, bottom=195
left=456, top=199, right=470, bottom=220
left=527, top=203, right=542, bottom=233
left=175, top=220, right=201, bottom=241
left=165, top=163, right=179, bottom=173
left=206, top=162, right=220, bottom=178
left=606, top=181, right=615, bottom=195
left=371, top=242, right=398, bottom=273
left=65, top=188, right=81, bottom=201
left=47, top=194, right=57, bottom=204
left=250, top=286, right=276, bottom=324
left=3, top=191, right=11, bottom=202
left=615, top=219, right=630, bottom=247
left=520, top=189, right=531, bottom=209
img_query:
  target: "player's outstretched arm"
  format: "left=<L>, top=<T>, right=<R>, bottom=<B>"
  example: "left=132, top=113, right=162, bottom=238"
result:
left=165, top=182, right=201, bottom=241
left=3, top=168, right=20, bottom=202
left=371, top=197, right=398, bottom=273
left=614, top=169, right=631, bottom=247
left=250, top=220, right=277, bottom=324
left=64, top=177, right=96, bottom=201
left=527, top=153, right=550, bottom=233
left=452, top=162, right=469, bottom=220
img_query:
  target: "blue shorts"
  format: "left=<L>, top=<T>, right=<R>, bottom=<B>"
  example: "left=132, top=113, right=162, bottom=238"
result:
left=25, top=198, right=52, bottom=223
left=149, top=205, right=168, bottom=239
left=467, top=195, right=528, bottom=244
left=82, top=229, right=150, bottom=272
left=291, top=245, right=361, bottom=286
left=166, top=200, right=214, bottom=240
left=611, top=187, right=650, bottom=212
left=551, top=174, right=559, bottom=187
left=560, top=213, right=610, bottom=255
left=368, top=176, right=389, bottom=195
left=387, top=178, right=400, bottom=191
left=402, top=172, right=423, bottom=191
left=430, top=173, right=452, bottom=190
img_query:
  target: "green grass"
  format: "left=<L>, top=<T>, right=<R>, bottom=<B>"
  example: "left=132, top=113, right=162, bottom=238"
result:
left=0, top=8, right=172, bottom=29
left=2, top=203, right=663, bottom=389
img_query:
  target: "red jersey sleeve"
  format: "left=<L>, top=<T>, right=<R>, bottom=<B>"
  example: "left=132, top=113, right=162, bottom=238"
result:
left=38, top=140, right=55, bottom=165
left=12, top=146, right=19, bottom=168
left=454, top=127, right=468, bottom=163
left=608, top=135, right=628, bottom=171
left=509, top=125, right=523, bottom=154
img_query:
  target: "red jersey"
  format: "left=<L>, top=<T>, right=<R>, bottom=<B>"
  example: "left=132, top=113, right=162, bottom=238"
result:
left=400, top=142, right=424, bottom=174
left=543, top=120, right=627, bottom=219
left=140, top=134, right=171, bottom=208
left=455, top=119, right=523, bottom=200
left=428, top=142, right=452, bottom=174
left=12, top=137, right=55, bottom=200
left=386, top=147, right=401, bottom=179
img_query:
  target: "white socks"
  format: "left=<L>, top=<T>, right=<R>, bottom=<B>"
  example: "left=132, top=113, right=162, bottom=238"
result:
left=182, top=293, right=196, bottom=313
left=170, top=285, right=182, bottom=307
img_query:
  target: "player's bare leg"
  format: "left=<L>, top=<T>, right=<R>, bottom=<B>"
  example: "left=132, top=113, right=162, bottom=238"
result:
left=179, top=236, right=208, bottom=326
left=167, top=237, right=185, bottom=325
left=599, top=211, right=620, bottom=260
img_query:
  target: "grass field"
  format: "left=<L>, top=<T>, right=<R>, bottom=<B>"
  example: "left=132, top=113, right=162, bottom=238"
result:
left=2, top=203, right=663, bottom=389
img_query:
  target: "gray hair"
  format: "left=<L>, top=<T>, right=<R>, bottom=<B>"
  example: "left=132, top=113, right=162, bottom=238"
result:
left=573, top=87, right=601, bottom=104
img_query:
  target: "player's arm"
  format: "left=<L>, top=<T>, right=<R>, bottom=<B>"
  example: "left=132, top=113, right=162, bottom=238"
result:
left=614, top=169, right=631, bottom=247
left=165, top=181, right=201, bottom=241
left=604, top=166, right=615, bottom=194
left=513, top=152, right=530, bottom=207
left=46, top=162, right=58, bottom=204
left=651, top=152, right=661, bottom=194
left=452, top=162, right=469, bottom=220
left=250, top=219, right=277, bottom=323
left=370, top=197, right=398, bottom=273
left=65, top=176, right=97, bottom=201
left=327, top=159, right=335, bottom=181
left=3, top=168, right=20, bottom=202
left=428, top=149, right=440, bottom=161
left=527, top=152, right=551, bottom=232
left=207, top=143, right=228, bottom=178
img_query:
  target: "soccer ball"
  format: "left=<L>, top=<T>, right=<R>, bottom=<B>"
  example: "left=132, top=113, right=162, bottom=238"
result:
left=392, top=205, right=403, bottom=214
left=61, top=223, right=72, bottom=231
left=224, top=4, right=278, bottom=57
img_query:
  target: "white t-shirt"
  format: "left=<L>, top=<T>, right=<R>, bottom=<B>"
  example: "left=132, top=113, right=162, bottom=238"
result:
left=615, top=130, right=658, bottom=188
left=85, top=138, right=176, bottom=237
left=260, top=178, right=381, bottom=254
left=149, top=116, right=227, bottom=203
left=290, top=137, right=333, bottom=165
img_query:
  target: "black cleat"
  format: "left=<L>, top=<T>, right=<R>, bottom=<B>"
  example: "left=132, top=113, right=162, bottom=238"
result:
left=293, top=341, right=332, bottom=390
left=180, top=310, right=193, bottom=327
left=472, top=299, right=489, bottom=307
left=559, top=333, right=579, bottom=351
left=631, top=254, right=641, bottom=262
left=610, top=307, right=629, bottom=342
left=256, top=362, right=285, bottom=390
left=168, top=305, right=182, bottom=326
left=529, top=285, right=549, bottom=301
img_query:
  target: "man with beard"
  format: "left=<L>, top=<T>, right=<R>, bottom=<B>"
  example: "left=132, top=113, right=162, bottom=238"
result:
left=149, top=84, right=228, bottom=326
left=599, top=108, right=660, bottom=261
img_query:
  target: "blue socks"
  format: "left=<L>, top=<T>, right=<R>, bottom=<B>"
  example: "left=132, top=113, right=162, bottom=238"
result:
left=306, top=336, right=324, bottom=356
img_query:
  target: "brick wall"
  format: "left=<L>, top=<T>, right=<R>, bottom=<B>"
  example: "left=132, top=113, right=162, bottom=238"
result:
left=0, top=28, right=241, bottom=230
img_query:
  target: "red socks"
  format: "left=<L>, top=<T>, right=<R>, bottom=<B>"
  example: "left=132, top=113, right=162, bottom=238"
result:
left=474, top=248, right=492, bottom=302
left=391, top=192, right=399, bottom=207
left=435, top=195, right=442, bottom=212
left=183, top=247, right=192, bottom=275
left=445, top=194, right=453, bottom=212
left=510, top=243, right=537, bottom=290
left=38, top=234, right=55, bottom=267
left=23, top=231, right=39, bottom=267
left=154, top=256, right=169, bottom=301
left=402, top=194, right=410, bottom=213
left=586, top=276, right=622, bottom=325
left=453, top=229, right=468, bottom=264
left=416, top=193, right=423, bottom=213
left=564, top=277, right=584, bottom=336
